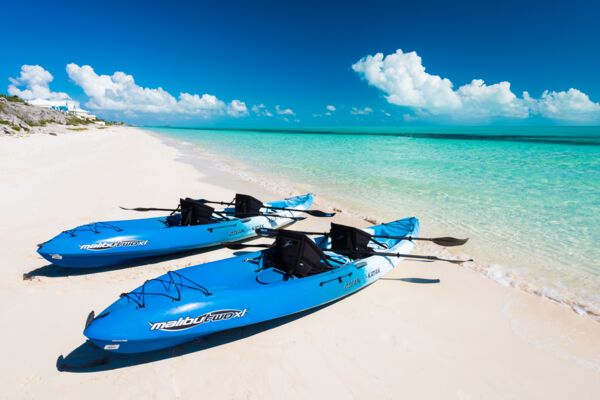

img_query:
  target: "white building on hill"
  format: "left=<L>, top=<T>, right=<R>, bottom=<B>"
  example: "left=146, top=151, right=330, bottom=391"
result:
left=28, top=99, right=96, bottom=120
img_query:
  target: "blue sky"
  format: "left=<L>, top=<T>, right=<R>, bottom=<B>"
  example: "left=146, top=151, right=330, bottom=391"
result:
left=3, top=0, right=600, bottom=125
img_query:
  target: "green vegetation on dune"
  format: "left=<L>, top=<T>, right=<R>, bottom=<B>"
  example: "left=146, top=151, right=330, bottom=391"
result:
left=67, top=116, right=95, bottom=125
left=0, top=94, right=26, bottom=103
left=94, top=117, right=116, bottom=126
left=0, top=118, right=21, bottom=131
left=28, top=119, right=55, bottom=127
left=1, top=93, right=122, bottom=133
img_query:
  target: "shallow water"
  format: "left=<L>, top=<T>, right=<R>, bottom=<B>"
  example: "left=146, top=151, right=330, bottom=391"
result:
left=147, top=126, right=600, bottom=317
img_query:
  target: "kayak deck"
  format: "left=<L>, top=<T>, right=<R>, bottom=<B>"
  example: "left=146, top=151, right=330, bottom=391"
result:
left=84, top=217, right=419, bottom=353
left=38, top=194, right=314, bottom=268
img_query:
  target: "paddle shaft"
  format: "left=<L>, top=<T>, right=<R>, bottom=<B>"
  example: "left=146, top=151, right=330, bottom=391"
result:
left=255, top=228, right=467, bottom=246
left=189, top=199, right=328, bottom=216
left=339, top=249, right=471, bottom=264
left=121, top=202, right=332, bottom=217
left=223, top=242, right=471, bottom=264
left=120, top=207, right=303, bottom=220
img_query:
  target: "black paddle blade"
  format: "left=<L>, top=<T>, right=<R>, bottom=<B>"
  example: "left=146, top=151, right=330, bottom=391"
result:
left=119, top=206, right=177, bottom=212
left=120, top=206, right=150, bottom=211
left=303, top=209, right=336, bottom=217
left=430, top=237, right=469, bottom=247
left=402, top=253, right=473, bottom=264
left=289, top=216, right=307, bottom=221
left=445, top=257, right=473, bottom=264
left=255, top=228, right=279, bottom=238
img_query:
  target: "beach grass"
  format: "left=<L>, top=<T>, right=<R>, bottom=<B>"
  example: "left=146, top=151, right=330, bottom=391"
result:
left=66, top=116, right=95, bottom=125
left=28, top=119, right=54, bottom=127
left=0, top=94, right=25, bottom=103
left=0, top=118, right=21, bottom=131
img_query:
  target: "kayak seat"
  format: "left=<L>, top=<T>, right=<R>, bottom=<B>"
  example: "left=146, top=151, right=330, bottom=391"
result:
left=269, top=230, right=336, bottom=278
left=234, top=194, right=263, bottom=218
left=165, top=214, right=181, bottom=227
left=329, top=223, right=373, bottom=258
left=180, top=198, right=215, bottom=226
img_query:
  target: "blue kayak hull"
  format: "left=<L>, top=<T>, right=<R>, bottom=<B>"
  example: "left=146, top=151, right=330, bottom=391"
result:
left=38, top=194, right=313, bottom=269
left=84, top=217, right=419, bottom=353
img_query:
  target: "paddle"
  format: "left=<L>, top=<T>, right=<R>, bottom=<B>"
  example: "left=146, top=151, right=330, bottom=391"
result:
left=217, top=208, right=334, bottom=218
left=245, top=214, right=306, bottom=221
left=119, top=206, right=306, bottom=221
left=222, top=242, right=471, bottom=264
left=334, top=249, right=473, bottom=264
left=120, top=203, right=334, bottom=218
left=193, top=196, right=335, bottom=217
left=262, top=207, right=335, bottom=218
left=255, top=227, right=468, bottom=247
left=120, top=206, right=177, bottom=212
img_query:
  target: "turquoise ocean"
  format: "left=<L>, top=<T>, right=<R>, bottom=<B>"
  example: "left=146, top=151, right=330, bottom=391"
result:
left=146, top=126, right=600, bottom=318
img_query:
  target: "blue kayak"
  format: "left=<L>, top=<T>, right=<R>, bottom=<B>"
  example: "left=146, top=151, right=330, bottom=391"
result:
left=38, top=194, right=314, bottom=268
left=83, top=217, right=419, bottom=353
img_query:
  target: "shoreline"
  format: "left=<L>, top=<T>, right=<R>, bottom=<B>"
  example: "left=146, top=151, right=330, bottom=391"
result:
left=1, top=126, right=599, bottom=398
left=145, top=127, right=600, bottom=322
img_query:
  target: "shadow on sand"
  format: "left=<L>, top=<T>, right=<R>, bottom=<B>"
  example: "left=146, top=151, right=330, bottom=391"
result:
left=23, top=245, right=234, bottom=279
left=57, top=303, right=328, bottom=373
left=56, top=273, right=440, bottom=373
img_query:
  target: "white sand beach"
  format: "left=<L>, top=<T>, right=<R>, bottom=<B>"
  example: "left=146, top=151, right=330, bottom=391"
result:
left=1, top=126, right=599, bottom=399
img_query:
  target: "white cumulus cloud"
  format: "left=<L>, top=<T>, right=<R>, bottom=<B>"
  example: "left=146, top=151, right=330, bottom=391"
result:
left=227, top=99, right=248, bottom=117
left=65, top=63, right=247, bottom=117
left=350, top=106, right=373, bottom=115
left=456, top=79, right=528, bottom=118
left=352, top=50, right=460, bottom=113
left=178, top=93, right=225, bottom=113
left=352, top=49, right=600, bottom=122
left=251, top=103, right=274, bottom=117
left=275, top=105, right=295, bottom=115
left=8, top=65, right=72, bottom=102
left=524, top=89, right=600, bottom=121
left=326, top=105, right=336, bottom=112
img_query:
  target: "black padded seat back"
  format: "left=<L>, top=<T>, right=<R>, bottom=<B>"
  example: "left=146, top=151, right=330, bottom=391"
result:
left=273, top=230, right=332, bottom=277
left=330, top=223, right=372, bottom=257
left=234, top=194, right=263, bottom=218
left=180, top=198, right=215, bottom=226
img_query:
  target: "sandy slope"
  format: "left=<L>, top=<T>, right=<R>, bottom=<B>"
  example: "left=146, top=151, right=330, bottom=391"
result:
left=0, top=126, right=599, bottom=399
